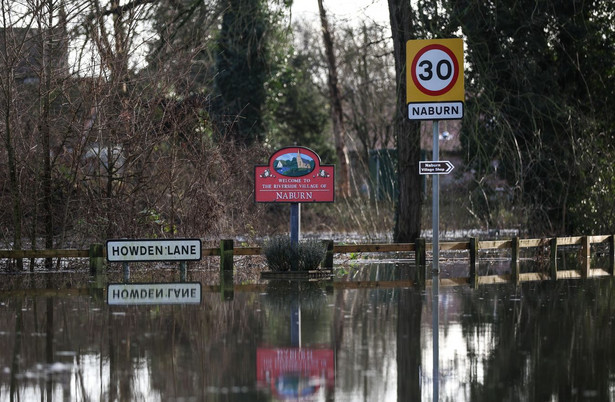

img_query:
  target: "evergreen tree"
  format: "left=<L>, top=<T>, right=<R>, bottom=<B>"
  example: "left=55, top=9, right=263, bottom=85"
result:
left=214, top=0, right=270, bottom=145
left=450, top=0, right=615, bottom=234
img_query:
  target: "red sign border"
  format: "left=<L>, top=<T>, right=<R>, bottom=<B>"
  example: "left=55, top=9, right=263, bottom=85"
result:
left=410, top=44, right=460, bottom=97
left=254, top=146, right=335, bottom=203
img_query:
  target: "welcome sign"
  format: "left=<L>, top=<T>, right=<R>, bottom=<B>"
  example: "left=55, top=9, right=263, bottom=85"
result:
left=254, top=147, right=334, bottom=203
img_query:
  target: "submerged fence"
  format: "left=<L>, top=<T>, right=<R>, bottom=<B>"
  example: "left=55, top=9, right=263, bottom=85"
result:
left=1, top=235, right=614, bottom=287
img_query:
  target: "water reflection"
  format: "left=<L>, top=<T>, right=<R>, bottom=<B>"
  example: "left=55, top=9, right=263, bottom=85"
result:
left=0, top=264, right=615, bottom=401
left=258, top=281, right=335, bottom=400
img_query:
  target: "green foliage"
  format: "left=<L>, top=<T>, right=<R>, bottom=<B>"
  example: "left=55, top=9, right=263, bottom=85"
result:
left=213, top=0, right=271, bottom=144
left=263, top=235, right=326, bottom=271
left=449, top=0, right=615, bottom=234
left=569, top=131, right=615, bottom=233
left=265, top=48, right=334, bottom=162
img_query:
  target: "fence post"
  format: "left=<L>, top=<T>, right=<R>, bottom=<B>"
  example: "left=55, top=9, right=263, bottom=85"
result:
left=220, top=239, right=234, bottom=272
left=549, top=237, right=558, bottom=281
left=469, top=237, right=479, bottom=288
left=609, top=235, right=615, bottom=276
left=89, top=244, right=105, bottom=275
left=123, top=262, right=130, bottom=282
left=511, top=237, right=520, bottom=284
left=415, top=238, right=426, bottom=287
left=220, top=239, right=234, bottom=299
left=581, top=236, right=591, bottom=278
left=179, top=261, right=187, bottom=282
left=322, top=240, right=334, bottom=269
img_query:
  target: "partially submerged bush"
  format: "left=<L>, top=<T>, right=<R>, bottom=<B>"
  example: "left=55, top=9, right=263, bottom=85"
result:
left=263, top=236, right=326, bottom=271
left=297, top=239, right=326, bottom=271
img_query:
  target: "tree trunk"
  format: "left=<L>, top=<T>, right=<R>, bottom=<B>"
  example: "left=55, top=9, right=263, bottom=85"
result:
left=40, top=0, right=54, bottom=269
left=317, top=0, right=351, bottom=198
left=1, top=25, right=24, bottom=270
left=388, top=0, right=422, bottom=242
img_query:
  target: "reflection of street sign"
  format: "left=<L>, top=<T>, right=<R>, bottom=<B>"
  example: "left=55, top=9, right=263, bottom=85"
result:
left=419, top=161, right=454, bottom=175
left=406, top=38, right=464, bottom=120
left=107, top=283, right=202, bottom=305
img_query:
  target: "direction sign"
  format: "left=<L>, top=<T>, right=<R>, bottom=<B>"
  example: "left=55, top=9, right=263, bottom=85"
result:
left=406, top=38, right=464, bottom=120
left=419, top=160, right=454, bottom=175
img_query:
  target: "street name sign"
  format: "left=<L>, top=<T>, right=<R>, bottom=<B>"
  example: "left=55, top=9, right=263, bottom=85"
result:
left=419, top=161, right=454, bottom=175
left=406, top=38, right=464, bottom=120
left=106, top=239, right=202, bottom=262
left=107, top=282, right=202, bottom=305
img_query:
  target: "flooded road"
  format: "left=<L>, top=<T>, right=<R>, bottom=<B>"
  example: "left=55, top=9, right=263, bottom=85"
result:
left=1, top=263, right=615, bottom=401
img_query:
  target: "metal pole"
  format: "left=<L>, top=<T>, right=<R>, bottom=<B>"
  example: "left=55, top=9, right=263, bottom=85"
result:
left=432, top=120, right=440, bottom=273
left=290, top=203, right=301, bottom=271
left=432, top=120, right=440, bottom=402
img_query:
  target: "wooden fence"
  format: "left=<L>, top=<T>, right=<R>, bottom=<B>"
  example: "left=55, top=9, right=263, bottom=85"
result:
left=1, top=235, right=614, bottom=287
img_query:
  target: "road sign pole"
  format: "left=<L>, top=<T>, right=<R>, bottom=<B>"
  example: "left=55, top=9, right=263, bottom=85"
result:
left=290, top=203, right=301, bottom=271
left=432, top=120, right=440, bottom=275
left=432, top=120, right=440, bottom=402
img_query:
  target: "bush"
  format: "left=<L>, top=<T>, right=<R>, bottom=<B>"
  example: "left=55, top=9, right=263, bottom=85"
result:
left=263, top=236, right=326, bottom=271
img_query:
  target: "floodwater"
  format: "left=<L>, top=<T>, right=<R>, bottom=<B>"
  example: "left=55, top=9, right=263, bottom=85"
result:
left=1, top=262, right=615, bottom=401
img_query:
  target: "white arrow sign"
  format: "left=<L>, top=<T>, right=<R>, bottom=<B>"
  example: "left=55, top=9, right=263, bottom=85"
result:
left=419, top=160, right=454, bottom=175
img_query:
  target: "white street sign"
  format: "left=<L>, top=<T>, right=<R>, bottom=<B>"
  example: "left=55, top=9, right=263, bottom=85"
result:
left=106, top=239, right=202, bottom=262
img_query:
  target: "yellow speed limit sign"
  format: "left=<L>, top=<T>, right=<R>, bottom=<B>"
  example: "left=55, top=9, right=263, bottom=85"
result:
left=406, top=38, right=464, bottom=120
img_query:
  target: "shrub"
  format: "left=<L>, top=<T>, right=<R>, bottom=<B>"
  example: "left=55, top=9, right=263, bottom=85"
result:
left=263, top=236, right=326, bottom=271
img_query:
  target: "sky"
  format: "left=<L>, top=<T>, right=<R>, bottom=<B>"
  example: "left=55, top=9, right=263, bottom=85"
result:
left=290, top=0, right=390, bottom=26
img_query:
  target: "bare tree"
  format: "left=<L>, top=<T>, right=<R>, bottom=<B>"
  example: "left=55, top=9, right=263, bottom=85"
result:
left=0, top=3, right=31, bottom=269
left=388, top=0, right=422, bottom=242
left=317, top=0, right=351, bottom=198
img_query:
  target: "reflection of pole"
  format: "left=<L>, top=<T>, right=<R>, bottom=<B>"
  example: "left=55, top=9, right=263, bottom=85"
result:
left=397, top=289, right=422, bottom=400
left=291, top=301, right=301, bottom=347
left=291, top=285, right=301, bottom=347
left=432, top=120, right=440, bottom=401
left=290, top=203, right=301, bottom=271
left=46, top=297, right=54, bottom=400
left=10, top=300, right=23, bottom=401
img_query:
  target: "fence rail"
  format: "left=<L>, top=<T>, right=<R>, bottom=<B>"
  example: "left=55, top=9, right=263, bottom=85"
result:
left=1, top=234, right=614, bottom=287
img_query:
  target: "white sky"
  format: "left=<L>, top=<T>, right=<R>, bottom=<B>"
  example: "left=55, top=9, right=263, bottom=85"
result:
left=290, top=0, right=390, bottom=26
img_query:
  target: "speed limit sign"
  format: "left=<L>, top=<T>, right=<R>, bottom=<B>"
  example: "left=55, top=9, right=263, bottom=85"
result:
left=406, top=38, right=464, bottom=120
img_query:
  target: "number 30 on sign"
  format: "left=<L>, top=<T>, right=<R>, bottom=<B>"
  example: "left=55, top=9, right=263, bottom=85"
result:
left=406, top=38, right=464, bottom=120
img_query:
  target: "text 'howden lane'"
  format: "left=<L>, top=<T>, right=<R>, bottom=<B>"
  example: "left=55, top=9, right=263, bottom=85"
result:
left=110, top=244, right=197, bottom=257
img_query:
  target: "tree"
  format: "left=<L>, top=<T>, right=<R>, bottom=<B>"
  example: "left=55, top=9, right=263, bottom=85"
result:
left=1, top=0, right=72, bottom=268
left=317, top=0, right=351, bottom=197
left=266, top=49, right=333, bottom=160
left=0, top=9, right=26, bottom=268
left=388, top=0, right=422, bottom=242
left=337, top=22, right=396, bottom=162
left=449, top=0, right=615, bottom=234
left=214, top=0, right=270, bottom=145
